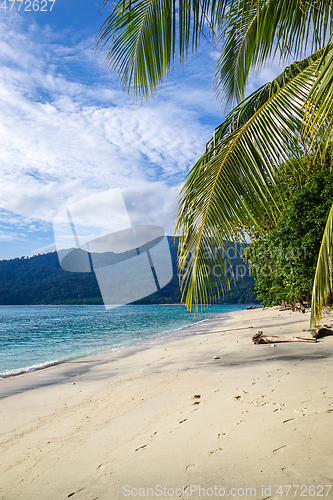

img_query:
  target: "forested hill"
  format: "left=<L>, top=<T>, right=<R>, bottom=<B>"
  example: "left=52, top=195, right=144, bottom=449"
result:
left=0, top=238, right=258, bottom=305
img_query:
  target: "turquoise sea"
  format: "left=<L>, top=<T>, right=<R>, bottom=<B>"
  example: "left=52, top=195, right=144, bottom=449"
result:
left=0, top=304, right=247, bottom=378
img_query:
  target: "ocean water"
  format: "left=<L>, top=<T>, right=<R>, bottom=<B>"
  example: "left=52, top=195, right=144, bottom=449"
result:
left=0, top=304, right=247, bottom=378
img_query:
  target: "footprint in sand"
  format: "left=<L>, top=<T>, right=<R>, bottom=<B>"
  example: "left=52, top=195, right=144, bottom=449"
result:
left=208, top=448, right=223, bottom=456
left=68, top=487, right=86, bottom=497
left=191, top=394, right=201, bottom=405
left=185, top=464, right=195, bottom=470
left=135, top=444, right=147, bottom=452
left=273, top=445, right=287, bottom=455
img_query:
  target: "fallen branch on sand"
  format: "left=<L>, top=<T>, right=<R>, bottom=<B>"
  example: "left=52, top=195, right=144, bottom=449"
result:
left=279, top=305, right=307, bottom=313
left=252, top=331, right=317, bottom=344
left=278, top=300, right=307, bottom=313
left=311, top=326, right=333, bottom=339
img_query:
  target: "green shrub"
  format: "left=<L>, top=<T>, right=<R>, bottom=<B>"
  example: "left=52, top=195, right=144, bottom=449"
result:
left=244, top=164, right=333, bottom=306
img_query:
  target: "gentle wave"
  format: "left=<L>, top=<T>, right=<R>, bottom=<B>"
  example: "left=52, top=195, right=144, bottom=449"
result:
left=0, top=359, right=62, bottom=379
left=0, top=315, right=224, bottom=379
left=0, top=304, right=247, bottom=378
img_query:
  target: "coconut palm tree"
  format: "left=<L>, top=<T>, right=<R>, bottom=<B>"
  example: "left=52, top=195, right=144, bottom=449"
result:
left=97, top=0, right=333, bottom=326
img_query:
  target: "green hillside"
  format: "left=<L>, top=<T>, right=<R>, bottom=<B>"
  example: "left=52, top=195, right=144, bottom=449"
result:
left=0, top=238, right=258, bottom=305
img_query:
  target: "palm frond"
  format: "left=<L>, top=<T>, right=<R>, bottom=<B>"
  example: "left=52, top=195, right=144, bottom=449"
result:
left=96, top=0, right=228, bottom=98
left=214, top=0, right=261, bottom=105
left=215, top=0, right=333, bottom=106
left=304, top=41, right=333, bottom=150
left=176, top=48, right=326, bottom=310
left=310, top=203, right=333, bottom=327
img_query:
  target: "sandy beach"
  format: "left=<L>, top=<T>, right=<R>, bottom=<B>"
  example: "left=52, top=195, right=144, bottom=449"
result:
left=1, top=307, right=333, bottom=500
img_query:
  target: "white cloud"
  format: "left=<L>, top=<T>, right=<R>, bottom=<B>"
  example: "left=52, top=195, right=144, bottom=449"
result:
left=3, top=11, right=299, bottom=258
left=0, top=230, right=20, bottom=242
left=0, top=15, right=221, bottom=239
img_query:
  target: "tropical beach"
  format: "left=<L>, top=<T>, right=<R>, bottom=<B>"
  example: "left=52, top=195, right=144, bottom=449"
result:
left=2, top=1, right=333, bottom=500
left=1, top=306, right=333, bottom=500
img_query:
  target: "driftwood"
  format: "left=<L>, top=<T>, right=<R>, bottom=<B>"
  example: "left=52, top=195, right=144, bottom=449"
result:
left=311, top=326, right=333, bottom=339
left=279, top=299, right=307, bottom=313
left=252, top=331, right=317, bottom=344
left=279, top=305, right=306, bottom=313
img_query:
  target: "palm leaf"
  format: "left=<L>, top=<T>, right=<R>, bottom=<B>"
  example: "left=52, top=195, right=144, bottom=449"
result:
left=215, top=0, right=333, bottom=106
left=304, top=41, right=333, bottom=150
left=96, top=0, right=228, bottom=97
left=96, top=0, right=332, bottom=101
left=303, top=46, right=333, bottom=327
left=310, top=203, right=333, bottom=327
left=176, top=48, right=326, bottom=310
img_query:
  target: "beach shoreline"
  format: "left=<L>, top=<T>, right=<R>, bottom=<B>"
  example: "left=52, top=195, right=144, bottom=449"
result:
left=0, top=309, right=240, bottom=400
left=0, top=304, right=247, bottom=385
left=1, top=306, right=333, bottom=500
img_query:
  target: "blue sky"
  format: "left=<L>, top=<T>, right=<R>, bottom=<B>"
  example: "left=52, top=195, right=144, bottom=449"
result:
left=0, top=1, right=284, bottom=259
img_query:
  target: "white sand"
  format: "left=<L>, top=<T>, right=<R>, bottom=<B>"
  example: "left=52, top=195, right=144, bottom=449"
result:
left=1, top=307, right=333, bottom=500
